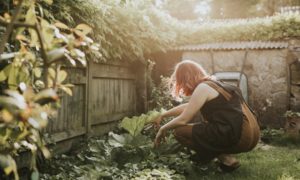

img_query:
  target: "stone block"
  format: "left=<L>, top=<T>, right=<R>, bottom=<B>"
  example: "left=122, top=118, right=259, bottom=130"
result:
left=291, top=85, right=300, bottom=98
left=271, top=92, right=288, bottom=105
left=290, top=98, right=300, bottom=111
left=271, top=77, right=287, bottom=93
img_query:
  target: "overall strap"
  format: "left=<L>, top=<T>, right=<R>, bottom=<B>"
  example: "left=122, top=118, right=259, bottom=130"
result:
left=203, top=80, right=232, bottom=101
left=204, top=80, right=260, bottom=126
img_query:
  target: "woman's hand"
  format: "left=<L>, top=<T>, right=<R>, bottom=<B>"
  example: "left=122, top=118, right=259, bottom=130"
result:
left=154, top=127, right=166, bottom=148
left=153, top=115, right=163, bottom=130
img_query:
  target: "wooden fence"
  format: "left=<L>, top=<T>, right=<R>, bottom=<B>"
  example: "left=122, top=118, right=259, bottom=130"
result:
left=46, top=60, right=147, bottom=146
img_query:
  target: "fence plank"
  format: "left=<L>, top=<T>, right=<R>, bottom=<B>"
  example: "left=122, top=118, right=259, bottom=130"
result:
left=90, top=78, right=136, bottom=125
left=88, top=62, right=138, bottom=135
left=46, top=68, right=87, bottom=139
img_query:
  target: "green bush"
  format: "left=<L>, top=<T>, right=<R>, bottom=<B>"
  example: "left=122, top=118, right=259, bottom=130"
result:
left=180, top=14, right=300, bottom=45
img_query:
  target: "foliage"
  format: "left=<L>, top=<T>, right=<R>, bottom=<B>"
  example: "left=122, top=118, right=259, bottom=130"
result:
left=162, top=0, right=201, bottom=20
left=0, top=87, right=57, bottom=179
left=261, top=128, right=300, bottom=146
left=40, top=125, right=300, bottom=179
left=0, top=1, right=98, bottom=90
left=208, top=0, right=261, bottom=19
left=261, top=128, right=285, bottom=143
left=285, top=111, right=300, bottom=118
left=148, top=75, right=174, bottom=110
left=120, top=109, right=163, bottom=136
left=0, top=0, right=98, bottom=179
left=147, top=60, right=174, bottom=110
left=40, top=111, right=192, bottom=179
left=40, top=135, right=188, bottom=179
left=283, top=110, right=300, bottom=142
left=44, top=0, right=185, bottom=62
left=162, top=0, right=300, bottom=20
left=181, top=13, right=300, bottom=45
left=257, top=0, right=300, bottom=16
left=278, top=172, right=297, bottom=180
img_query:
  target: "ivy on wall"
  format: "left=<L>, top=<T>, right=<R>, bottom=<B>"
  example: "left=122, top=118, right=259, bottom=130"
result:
left=183, top=14, right=300, bottom=45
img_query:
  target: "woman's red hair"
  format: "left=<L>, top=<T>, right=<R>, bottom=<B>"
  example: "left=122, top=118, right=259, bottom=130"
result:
left=170, top=60, right=210, bottom=98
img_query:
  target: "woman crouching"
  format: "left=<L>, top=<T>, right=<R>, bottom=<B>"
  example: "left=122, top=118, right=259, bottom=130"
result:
left=154, top=60, right=260, bottom=172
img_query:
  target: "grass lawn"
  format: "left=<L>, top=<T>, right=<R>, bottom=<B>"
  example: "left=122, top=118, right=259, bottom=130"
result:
left=187, top=143, right=300, bottom=180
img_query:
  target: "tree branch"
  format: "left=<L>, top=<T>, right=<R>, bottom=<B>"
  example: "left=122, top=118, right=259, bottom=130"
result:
left=34, top=23, right=49, bottom=88
left=0, top=20, right=36, bottom=29
left=0, top=0, right=24, bottom=54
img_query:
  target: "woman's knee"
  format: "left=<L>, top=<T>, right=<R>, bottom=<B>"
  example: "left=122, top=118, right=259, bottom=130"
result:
left=173, top=125, right=193, bottom=139
left=173, top=127, right=182, bottom=138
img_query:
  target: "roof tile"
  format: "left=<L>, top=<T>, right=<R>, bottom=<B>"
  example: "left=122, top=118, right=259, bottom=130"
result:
left=173, top=41, right=289, bottom=51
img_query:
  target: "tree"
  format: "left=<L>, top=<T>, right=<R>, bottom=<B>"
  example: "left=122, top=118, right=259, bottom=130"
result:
left=258, top=0, right=300, bottom=15
left=209, top=0, right=300, bottom=19
left=162, top=0, right=200, bottom=20
left=209, top=0, right=261, bottom=19
left=163, top=0, right=300, bottom=20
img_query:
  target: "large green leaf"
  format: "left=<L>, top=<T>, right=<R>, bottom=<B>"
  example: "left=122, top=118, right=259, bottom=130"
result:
left=0, top=96, right=26, bottom=113
left=57, top=70, right=67, bottom=83
left=145, top=110, right=162, bottom=123
left=0, top=155, right=18, bottom=179
left=7, top=65, right=18, bottom=90
left=34, top=88, right=58, bottom=105
left=43, top=0, right=53, bottom=5
left=0, top=70, right=7, bottom=82
left=31, top=170, right=39, bottom=180
left=40, top=19, right=54, bottom=50
left=75, top=24, right=92, bottom=35
left=0, top=64, right=12, bottom=83
left=120, top=110, right=163, bottom=136
left=108, top=132, right=128, bottom=147
left=120, top=116, right=146, bottom=137
left=25, top=4, right=39, bottom=48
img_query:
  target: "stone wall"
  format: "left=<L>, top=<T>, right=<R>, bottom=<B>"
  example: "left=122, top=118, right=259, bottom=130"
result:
left=182, top=49, right=289, bottom=127
left=290, top=62, right=300, bottom=110
left=289, top=39, right=300, bottom=111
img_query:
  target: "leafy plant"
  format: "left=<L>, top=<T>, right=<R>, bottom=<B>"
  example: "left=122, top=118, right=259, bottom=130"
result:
left=0, top=86, right=58, bottom=179
left=115, top=110, right=167, bottom=167
left=285, top=111, right=300, bottom=118
left=0, top=0, right=98, bottom=178
left=39, top=113, right=191, bottom=179
left=147, top=60, right=174, bottom=110
left=120, top=109, right=162, bottom=137
left=182, top=14, right=300, bottom=45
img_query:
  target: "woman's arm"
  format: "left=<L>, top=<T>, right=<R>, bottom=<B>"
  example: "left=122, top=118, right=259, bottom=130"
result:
left=153, top=103, right=188, bottom=128
left=161, top=103, right=188, bottom=118
left=154, top=84, right=211, bottom=146
left=162, top=84, right=209, bottom=129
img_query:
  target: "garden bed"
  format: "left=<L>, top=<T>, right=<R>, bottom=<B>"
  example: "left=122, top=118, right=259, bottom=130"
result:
left=39, top=114, right=300, bottom=180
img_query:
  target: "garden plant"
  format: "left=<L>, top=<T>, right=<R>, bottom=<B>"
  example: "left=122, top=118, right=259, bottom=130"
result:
left=0, top=0, right=300, bottom=179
